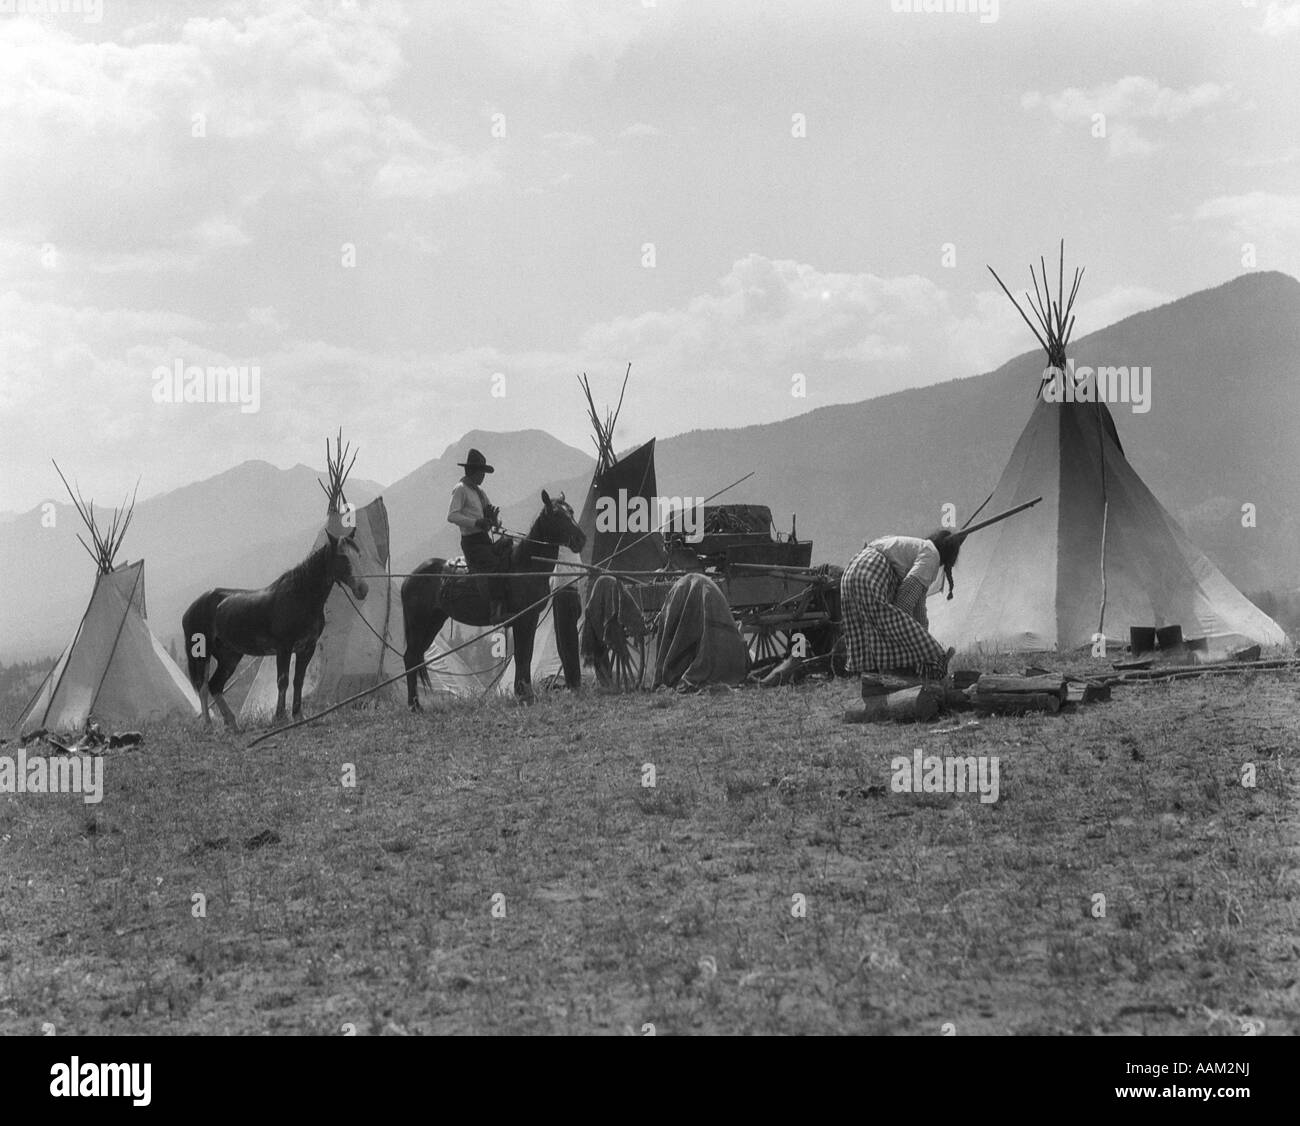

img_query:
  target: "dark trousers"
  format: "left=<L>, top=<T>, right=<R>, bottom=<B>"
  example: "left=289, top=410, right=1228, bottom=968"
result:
left=461, top=534, right=505, bottom=606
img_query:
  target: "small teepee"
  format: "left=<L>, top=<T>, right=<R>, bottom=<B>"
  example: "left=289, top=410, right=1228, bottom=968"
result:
left=929, top=243, right=1286, bottom=653
left=240, top=432, right=406, bottom=720
left=15, top=464, right=200, bottom=735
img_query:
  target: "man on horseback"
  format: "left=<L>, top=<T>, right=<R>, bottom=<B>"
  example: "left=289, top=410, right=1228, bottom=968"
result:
left=448, top=448, right=508, bottom=624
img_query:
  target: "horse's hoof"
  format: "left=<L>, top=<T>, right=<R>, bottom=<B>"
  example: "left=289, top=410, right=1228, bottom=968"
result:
left=408, top=701, right=423, bottom=713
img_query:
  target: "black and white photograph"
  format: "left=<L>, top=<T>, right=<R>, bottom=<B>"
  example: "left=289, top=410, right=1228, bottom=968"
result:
left=0, top=0, right=1296, bottom=1082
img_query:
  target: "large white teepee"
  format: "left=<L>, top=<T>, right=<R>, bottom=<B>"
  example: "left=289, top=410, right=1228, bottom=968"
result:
left=929, top=246, right=1286, bottom=654
left=241, top=434, right=406, bottom=721
left=16, top=468, right=200, bottom=735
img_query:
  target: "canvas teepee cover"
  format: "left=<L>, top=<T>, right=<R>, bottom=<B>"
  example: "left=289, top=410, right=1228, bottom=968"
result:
left=578, top=437, right=668, bottom=572
left=16, top=560, right=200, bottom=734
left=240, top=496, right=405, bottom=721
left=927, top=394, right=1287, bottom=652
left=929, top=245, right=1285, bottom=653
left=419, top=571, right=575, bottom=699
left=576, top=369, right=668, bottom=573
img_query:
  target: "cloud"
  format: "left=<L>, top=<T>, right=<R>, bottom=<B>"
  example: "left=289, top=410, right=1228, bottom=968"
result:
left=246, top=306, right=288, bottom=332
left=371, top=145, right=500, bottom=200
left=541, top=130, right=596, bottom=148
left=618, top=122, right=663, bottom=139
left=1227, top=145, right=1300, bottom=169
left=1194, top=191, right=1300, bottom=233
left=0, top=248, right=1196, bottom=511
left=1185, top=192, right=1300, bottom=276
left=189, top=215, right=251, bottom=251
left=0, top=4, right=496, bottom=274
left=414, top=0, right=662, bottom=80
left=1257, top=2, right=1300, bottom=36
left=1021, top=76, right=1236, bottom=158
left=1072, top=286, right=1172, bottom=335
left=1192, top=192, right=1300, bottom=265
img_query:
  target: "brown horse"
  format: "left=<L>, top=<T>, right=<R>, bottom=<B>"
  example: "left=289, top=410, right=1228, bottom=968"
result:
left=402, top=490, right=585, bottom=706
left=182, top=531, right=368, bottom=729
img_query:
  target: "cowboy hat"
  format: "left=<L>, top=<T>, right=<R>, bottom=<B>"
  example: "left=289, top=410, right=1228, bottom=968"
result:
left=457, top=448, right=494, bottom=473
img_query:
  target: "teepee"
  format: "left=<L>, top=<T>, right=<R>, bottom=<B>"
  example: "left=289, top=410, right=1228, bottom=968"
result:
left=15, top=464, right=201, bottom=735
left=929, top=244, right=1286, bottom=654
left=577, top=366, right=669, bottom=573
left=240, top=432, right=406, bottom=721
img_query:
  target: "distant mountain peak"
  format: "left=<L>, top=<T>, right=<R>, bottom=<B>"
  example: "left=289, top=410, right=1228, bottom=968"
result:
left=438, top=428, right=591, bottom=465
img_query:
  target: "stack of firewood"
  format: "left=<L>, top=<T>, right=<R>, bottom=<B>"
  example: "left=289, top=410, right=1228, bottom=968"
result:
left=966, top=674, right=1067, bottom=714
left=844, top=669, right=1113, bottom=724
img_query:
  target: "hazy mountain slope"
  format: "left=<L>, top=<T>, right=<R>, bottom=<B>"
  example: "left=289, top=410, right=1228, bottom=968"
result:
left=0, top=462, right=378, bottom=661
left=383, top=430, right=593, bottom=571
left=3, top=272, right=1295, bottom=663
left=0, top=437, right=591, bottom=661
left=650, top=271, right=1300, bottom=595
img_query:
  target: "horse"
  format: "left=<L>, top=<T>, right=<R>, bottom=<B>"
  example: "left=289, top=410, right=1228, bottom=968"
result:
left=401, top=490, right=586, bottom=707
left=182, top=531, right=368, bottom=729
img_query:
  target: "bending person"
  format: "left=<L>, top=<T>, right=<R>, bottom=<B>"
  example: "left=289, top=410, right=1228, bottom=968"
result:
left=840, top=530, right=962, bottom=680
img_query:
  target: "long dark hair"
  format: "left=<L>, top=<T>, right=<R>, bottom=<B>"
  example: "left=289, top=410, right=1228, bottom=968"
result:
left=928, top=529, right=964, bottom=600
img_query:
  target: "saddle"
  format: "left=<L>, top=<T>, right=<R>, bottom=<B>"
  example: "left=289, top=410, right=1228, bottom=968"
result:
left=448, top=537, right=512, bottom=574
left=442, top=539, right=515, bottom=619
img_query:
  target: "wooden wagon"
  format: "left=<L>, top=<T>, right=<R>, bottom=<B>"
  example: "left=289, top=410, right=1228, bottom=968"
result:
left=582, top=503, right=844, bottom=689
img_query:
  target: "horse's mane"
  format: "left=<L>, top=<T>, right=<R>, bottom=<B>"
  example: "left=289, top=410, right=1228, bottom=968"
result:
left=271, top=537, right=342, bottom=593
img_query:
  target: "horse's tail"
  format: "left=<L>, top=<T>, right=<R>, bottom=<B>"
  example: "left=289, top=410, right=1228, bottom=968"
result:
left=180, top=594, right=212, bottom=691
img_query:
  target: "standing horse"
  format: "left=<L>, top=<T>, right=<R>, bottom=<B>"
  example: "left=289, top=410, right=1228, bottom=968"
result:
left=182, top=531, right=368, bottom=729
left=402, top=490, right=586, bottom=707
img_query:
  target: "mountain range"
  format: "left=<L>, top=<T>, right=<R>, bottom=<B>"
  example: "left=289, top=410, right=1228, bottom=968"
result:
left=2, top=270, right=1296, bottom=662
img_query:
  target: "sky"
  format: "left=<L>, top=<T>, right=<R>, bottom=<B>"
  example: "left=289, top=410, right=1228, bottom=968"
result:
left=1, top=0, right=1298, bottom=511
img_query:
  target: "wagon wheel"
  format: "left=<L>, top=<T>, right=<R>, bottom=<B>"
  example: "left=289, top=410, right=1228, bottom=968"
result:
left=743, top=617, right=789, bottom=670
left=599, top=622, right=646, bottom=691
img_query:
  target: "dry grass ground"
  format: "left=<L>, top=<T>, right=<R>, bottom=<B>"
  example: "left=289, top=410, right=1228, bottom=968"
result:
left=1, top=665, right=1297, bottom=1035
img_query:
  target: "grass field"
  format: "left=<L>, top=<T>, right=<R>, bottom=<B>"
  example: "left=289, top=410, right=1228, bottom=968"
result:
left=2, top=665, right=1297, bottom=1035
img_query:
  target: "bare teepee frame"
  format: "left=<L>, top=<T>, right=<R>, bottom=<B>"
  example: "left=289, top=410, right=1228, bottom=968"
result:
left=578, top=362, right=631, bottom=478
left=319, top=428, right=358, bottom=515
left=988, top=238, right=1084, bottom=377
left=52, top=460, right=139, bottom=574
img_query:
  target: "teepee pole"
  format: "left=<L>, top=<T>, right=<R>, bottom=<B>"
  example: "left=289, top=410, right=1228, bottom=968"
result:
left=959, top=496, right=1043, bottom=537
left=1096, top=401, right=1111, bottom=638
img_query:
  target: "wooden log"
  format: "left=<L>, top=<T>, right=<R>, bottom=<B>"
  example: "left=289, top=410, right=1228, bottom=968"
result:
left=847, top=685, right=942, bottom=722
left=950, top=669, right=982, bottom=690
left=942, top=687, right=974, bottom=710
left=882, top=685, right=942, bottom=722
left=971, top=674, right=1066, bottom=700
left=971, top=691, right=1061, bottom=714
left=1066, top=681, right=1111, bottom=704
